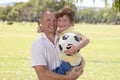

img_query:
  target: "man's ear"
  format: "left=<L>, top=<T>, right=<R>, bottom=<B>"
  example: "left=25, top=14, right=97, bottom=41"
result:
left=37, top=19, right=39, bottom=25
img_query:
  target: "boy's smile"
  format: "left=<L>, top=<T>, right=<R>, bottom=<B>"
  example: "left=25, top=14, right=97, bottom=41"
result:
left=57, top=15, right=73, bottom=32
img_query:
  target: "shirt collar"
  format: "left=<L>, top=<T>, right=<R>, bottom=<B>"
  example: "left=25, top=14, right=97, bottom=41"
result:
left=40, top=32, right=59, bottom=41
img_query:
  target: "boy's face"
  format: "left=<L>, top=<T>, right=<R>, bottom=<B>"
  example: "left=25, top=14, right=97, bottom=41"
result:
left=57, top=15, right=73, bottom=32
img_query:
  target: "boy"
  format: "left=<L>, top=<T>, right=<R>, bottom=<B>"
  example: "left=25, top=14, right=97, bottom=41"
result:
left=52, top=7, right=89, bottom=75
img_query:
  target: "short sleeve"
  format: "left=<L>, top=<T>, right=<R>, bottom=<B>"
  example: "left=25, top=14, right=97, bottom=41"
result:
left=31, top=41, right=47, bottom=67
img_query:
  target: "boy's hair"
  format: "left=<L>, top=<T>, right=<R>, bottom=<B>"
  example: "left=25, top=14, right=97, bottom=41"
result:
left=56, top=7, right=75, bottom=22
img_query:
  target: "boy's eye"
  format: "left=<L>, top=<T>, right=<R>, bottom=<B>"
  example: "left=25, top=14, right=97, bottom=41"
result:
left=64, top=20, right=67, bottom=22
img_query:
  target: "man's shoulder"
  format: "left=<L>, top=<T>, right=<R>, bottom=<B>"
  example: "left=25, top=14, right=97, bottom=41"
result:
left=32, top=36, right=44, bottom=47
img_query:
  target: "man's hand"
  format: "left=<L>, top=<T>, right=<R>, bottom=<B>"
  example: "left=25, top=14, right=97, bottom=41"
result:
left=74, top=56, right=85, bottom=75
left=37, top=24, right=43, bottom=33
left=65, top=67, right=82, bottom=80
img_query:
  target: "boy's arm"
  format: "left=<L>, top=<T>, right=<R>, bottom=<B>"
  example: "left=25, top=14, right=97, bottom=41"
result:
left=76, top=33, right=90, bottom=50
left=37, top=24, right=43, bottom=33
left=64, top=33, right=89, bottom=54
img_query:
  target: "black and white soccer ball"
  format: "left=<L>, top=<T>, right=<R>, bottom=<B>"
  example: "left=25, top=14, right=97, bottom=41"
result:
left=59, top=32, right=81, bottom=55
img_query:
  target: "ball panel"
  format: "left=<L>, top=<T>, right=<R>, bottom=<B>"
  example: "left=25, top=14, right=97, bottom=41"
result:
left=62, top=34, right=69, bottom=40
left=59, top=32, right=81, bottom=55
left=59, top=44, right=63, bottom=51
left=74, top=35, right=80, bottom=42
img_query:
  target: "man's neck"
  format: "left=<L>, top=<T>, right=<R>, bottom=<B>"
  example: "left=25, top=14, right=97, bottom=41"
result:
left=45, top=32, right=55, bottom=44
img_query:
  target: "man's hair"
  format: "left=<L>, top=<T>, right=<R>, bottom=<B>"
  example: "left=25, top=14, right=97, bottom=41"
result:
left=56, top=7, right=75, bottom=22
left=40, top=9, right=56, bottom=19
left=37, top=9, right=56, bottom=25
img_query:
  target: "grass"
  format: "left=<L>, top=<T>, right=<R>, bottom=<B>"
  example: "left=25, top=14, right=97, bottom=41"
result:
left=75, top=24, right=120, bottom=80
left=0, top=22, right=120, bottom=80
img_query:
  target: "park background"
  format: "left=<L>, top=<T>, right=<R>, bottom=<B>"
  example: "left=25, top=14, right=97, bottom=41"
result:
left=0, top=0, right=120, bottom=80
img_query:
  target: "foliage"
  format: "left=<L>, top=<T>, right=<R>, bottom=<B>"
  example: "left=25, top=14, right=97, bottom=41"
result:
left=0, top=0, right=120, bottom=24
left=29, top=0, right=77, bottom=19
left=0, top=6, right=13, bottom=21
left=75, top=8, right=120, bottom=24
left=89, top=0, right=120, bottom=12
left=7, top=21, right=13, bottom=25
left=112, top=0, right=120, bottom=12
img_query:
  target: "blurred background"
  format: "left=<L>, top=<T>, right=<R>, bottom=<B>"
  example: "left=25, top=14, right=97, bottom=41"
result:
left=0, top=0, right=120, bottom=25
left=0, top=0, right=120, bottom=80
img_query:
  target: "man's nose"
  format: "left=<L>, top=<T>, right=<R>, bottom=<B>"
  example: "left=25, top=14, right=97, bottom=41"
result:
left=50, top=21, right=55, bottom=25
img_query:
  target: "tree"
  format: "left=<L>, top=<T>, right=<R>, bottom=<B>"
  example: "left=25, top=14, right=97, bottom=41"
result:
left=0, top=6, right=13, bottom=21
left=29, top=0, right=77, bottom=21
left=112, top=0, right=120, bottom=12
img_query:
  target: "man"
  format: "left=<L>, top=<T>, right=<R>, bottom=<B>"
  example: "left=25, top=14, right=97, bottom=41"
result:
left=31, top=9, right=84, bottom=80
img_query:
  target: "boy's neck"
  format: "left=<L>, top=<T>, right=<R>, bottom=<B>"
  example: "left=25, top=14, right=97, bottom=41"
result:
left=59, top=26, right=73, bottom=34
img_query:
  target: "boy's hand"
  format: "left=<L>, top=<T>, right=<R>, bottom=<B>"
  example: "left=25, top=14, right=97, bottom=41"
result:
left=37, top=25, right=43, bottom=33
left=64, top=44, right=79, bottom=55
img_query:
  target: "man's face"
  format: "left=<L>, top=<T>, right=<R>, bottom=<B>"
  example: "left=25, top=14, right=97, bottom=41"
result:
left=40, top=11, right=57, bottom=34
left=57, top=15, right=73, bottom=32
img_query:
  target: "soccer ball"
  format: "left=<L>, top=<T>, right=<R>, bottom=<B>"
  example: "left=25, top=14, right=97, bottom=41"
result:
left=59, top=32, right=81, bottom=55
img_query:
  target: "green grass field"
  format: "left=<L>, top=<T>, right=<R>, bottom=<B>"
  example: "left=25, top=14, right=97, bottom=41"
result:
left=0, top=22, right=120, bottom=80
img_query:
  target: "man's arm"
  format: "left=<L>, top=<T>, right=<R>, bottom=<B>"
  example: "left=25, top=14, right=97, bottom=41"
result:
left=33, top=65, right=81, bottom=80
